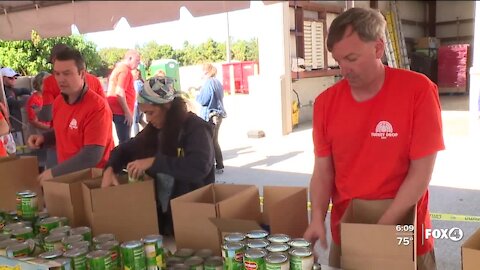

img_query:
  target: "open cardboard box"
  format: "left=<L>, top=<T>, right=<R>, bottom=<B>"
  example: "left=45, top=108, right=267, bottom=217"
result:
left=341, top=199, right=416, bottom=270
left=81, top=176, right=159, bottom=242
left=0, top=156, right=42, bottom=211
left=43, top=168, right=103, bottom=226
left=171, top=184, right=308, bottom=255
left=461, top=227, right=480, bottom=269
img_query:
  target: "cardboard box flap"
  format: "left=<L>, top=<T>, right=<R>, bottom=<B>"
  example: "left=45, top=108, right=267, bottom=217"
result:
left=172, top=184, right=214, bottom=203
left=209, top=217, right=262, bottom=233
left=462, top=227, right=480, bottom=249
left=44, top=168, right=103, bottom=184
left=263, top=186, right=308, bottom=237
left=214, top=184, right=258, bottom=202
left=341, top=255, right=415, bottom=270
left=216, top=186, right=261, bottom=222
left=0, top=155, right=17, bottom=163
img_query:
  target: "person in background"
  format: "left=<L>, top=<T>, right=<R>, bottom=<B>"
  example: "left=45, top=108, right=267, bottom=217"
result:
left=196, top=63, right=227, bottom=174
left=132, top=68, right=147, bottom=136
left=27, top=47, right=114, bottom=183
left=101, top=75, right=215, bottom=235
left=26, top=71, right=52, bottom=134
left=106, top=50, right=141, bottom=144
left=302, top=8, right=443, bottom=270
left=0, top=102, right=10, bottom=157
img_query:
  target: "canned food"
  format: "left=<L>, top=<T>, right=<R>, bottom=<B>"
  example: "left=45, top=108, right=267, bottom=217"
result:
left=97, top=240, right=120, bottom=270
left=55, top=257, right=73, bottom=270
left=64, top=235, right=85, bottom=249
left=5, top=210, right=19, bottom=223
left=51, top=226, right=72, bottom=236
left=0, top=233, right=11, bottom=242
left=288, top=247, right=313, bottom=270
left=12, top=226, right=34, bottom=241
left=58, top=217, right=69, bottom=226
left=142, top=234, right=164, bottom=270
left=312, top=263, right=321, bottom=270
left=184, top=256, right=203, bottom=270
left=223, top=233, right=246, bottom=243
left=44, top=233, right=66, bottom=251
left=68, top=240, right=91, bottom=251
left=87, top=250, right=112, bottom=270
left=166, top=256, right=184, bottom=268
left=3, top=222, right=28, bottom=234
left=0, top=216, right=4, bottom=232
left=194, top=248, right=213, bottom=259
left=39, top=250, right=64, bottom=260
left=70, top=227, right=92, bottom=242
left=265, top=253, right=289, bottom=270
left=50, top=232, right=68, bottom=239
left=246, top=239, right=270, bottom=249
left=174, top=248, right=194, bottom=259
left=6, top=242, right=31, bottom=258
left=0, top=239, right=22, bottom=256
left=173, top=263, right=189, bottom=270
left=93, top=234, right=116, bottom=245
left=64, top=247, right=89, bottom=270
left=38, top=216, right=61, bottom=235
left=222, top=242, right=245, bottom=270
left=204, top=256, right=223, bottom=270
left=267, top=234, right=291, bottom=244
left=287, top=239, right=311, bottom=249
left=244, top=248, right=267, bottom=270
left=266, top=243, right=289, bottom=253
left=38, top=210, right=50, bottom=220
left=16, top=190, right=38, bottom=220
left=246, top=230, right=269, bottom=240
left=120, top=240, right=146, bottom=270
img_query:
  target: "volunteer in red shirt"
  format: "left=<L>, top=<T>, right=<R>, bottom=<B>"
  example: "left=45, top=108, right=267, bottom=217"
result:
left=27, top=47, right=114, bottom=183
left=40, top=43, right=105, bottom=123
left=0, top=105, right=9, bottom=157
left=303, top=8, right=444, bottom=270
left=26, top=71, right=52, bottom=134
left=106, top=49, right=140, bottom=144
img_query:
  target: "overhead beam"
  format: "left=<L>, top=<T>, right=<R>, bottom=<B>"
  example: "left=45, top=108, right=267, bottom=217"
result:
left=436, top=18, right=474, bottom=26
left=288, top=1, right=343, bottom=14
left=427, top=1, right=436, bottom=36
left=0, top=1, right=73, bottom=14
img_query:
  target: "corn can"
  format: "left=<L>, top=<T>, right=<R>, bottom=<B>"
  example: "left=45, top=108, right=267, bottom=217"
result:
left=70, top=227, right=92, bottom=243
left=120, top=240, right=146, bottom=270
left=142, top=234, right=164, bottom=270
left=243, top=248, right=267, bottom=270
left=288, top=248, right=313, bottom=270
left=222, top=241, right=245, bottom=270
left=265, top=253, right=289, bottom=270
left=87, top=250, right=112, bottom=270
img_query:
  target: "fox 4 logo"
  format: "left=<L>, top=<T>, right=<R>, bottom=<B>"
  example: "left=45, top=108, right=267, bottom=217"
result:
left=425, top=227, right=463, bottom=241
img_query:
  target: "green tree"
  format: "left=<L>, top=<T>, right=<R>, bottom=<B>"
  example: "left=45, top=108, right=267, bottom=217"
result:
left=98, top=47, right=128, bottom=69
left=137, top=41, right=175, bottom=68
left=231, top=38, right=258, bottom=61
left=0, top=31, right=105, bottom=76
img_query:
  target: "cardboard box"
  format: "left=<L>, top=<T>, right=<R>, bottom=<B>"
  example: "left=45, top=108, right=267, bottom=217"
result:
left=43, top=168, right=103, bottom=227
left=415, top=37, right=440, bottom=49
left=82, top=177, right=159, bottom=242
left=171, top=184, right=309, bottom=255
left=0, top=156, right=42, bottom=211
left=341, top=199, right=416, bottom=270
left=171, top=184, right=262, bottom=254
left=461, top=227, right=480, bottom=269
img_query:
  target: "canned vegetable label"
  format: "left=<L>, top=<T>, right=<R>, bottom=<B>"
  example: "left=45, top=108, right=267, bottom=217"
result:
left=288, top=247, right=313, bottom=270
left=222, top=242, right=245, bottom=270
left=44, top=233, right=66, bottom=252
left=244, top=248, right=267, bottom=270
left=265, top=253, right=289, bottom=270
left=70, top=227, right=92, bottom=242
left=39, top=216, right=61, bottom=235
left=6, top=242, right=30, bottom=258
left=87, top=250, right=112, bottom=270
left=120, top=240, right=146, bottom=270
left=0, top=216, right=4, bottom=231
left=16, top=191, right=38, bottom=219
left=12, top=226, right=34, bottom=241
left=97, top=240, right=120, bottom=270
left=142, top=235, right=164, bottom=269
left=246, top=230, right=269, bottom=240
left=64, top=247, right=89, bottom=270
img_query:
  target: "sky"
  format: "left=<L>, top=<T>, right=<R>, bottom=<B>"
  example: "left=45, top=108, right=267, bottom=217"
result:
left=83, top=1, right=265, bottom=50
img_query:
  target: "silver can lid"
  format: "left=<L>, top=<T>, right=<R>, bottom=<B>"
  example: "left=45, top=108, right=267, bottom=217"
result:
left=39, top=216, right=60, bottom=224
left=204, top=256, right=223, bottom=267
left=244, top=248, right=267, bottom=259
left=93, top=233, right=115, bottom=244
left=44, top=233, right=65, bottom=243
left=96, top=240, right=119, bottom=250
left=17, top=190, right=36, bottom=197
left=69, top=240, right=90, bottom=250
left=0, top=239, right=19, bottom=249
left=224, top=232, right=246, bottom=243
left=265, top=252, right=288, bottom=264
left=142, top=234, right=163, bottom=244
left=63, top=235, right=84, bottom=245
left=222, top=241, right=244, bottom=251
left=86, top=250, right=110, bottom=259
left=184, top=256, right=204, bottom=266
left=39, top=250, right=64, bottom=260
left=288, top=238, right=311, bottom=248
left=288, top=247, right=313, bottom=257
left=50, top=226, right=71, bottom=235
left=12, top=226, right=33, bottom=235
left=174, top=248, right=195, bottom=258
left=246, top=230, right=269, bottom=239
left=194, top=248, right=213, bottom=259
left=173, top=263, right=189, bottom=270
left=64, top=247, right=89, bottom=257
left=121, top=240, right=143, bottom=249
left=70, top=226, right=91, bottom=235
left=0, top=234, right=11, bottom=242
left=246, top=239, right=270, bottom=249
left=266, top=243, right=290, bottom=253
left=267, top=234, right=291, bottom=244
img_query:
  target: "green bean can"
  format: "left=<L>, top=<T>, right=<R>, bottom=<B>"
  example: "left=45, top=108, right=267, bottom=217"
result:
left=44, top=233, right=66, bottom=251
left=11, top=226, right=34, bottom=241
left=246, top=230, right=268, bottom=240
left=51, top=225, right=72, bottom=236
left=0, top=233, right=10, bottom=242
left=266, top=235, right=290, bottom=244
left=64, top=235, right=85, bottom=249
left=97, top=240, right=120, bottom=270
left=93, top=234, right=116, bottom=245
left=243, top=248, right=267, bottom=270
left=265, top=244, right=289, bottom=254
left=222, top=241, right=245, bottom=270
left=287, top=239, right=310, bottom=249
left=194, top=249, right=213, bottom=260
left=38, top=216, right=61, bottom=235
left=288, top=248, right=313, bottom=270
left=246, top=239, right=269, bottom=249
left=184, top=256, right=203, bottom=270
left=0, top=239, right=20, bottom=256
left=70, top=227, right=92, bottom=242
left=87, top=250, right=113, bottom=270
left=204, top=256, right=223, bottom=270
left=39, top=250, right=64, bottom=260
left=69, top=240, right=91, bottom=251
left=64, top=247, right=89, bottom=270
left=16, top=190, right=38, bottom=220
left=265, top=253, right=289, bottom=270
left=58, top=217, right=70, bottom=226
left=174, top=248, right=194, bottom=260
left=223, top=233, right=246, bottom=243
left=142, top=234, right=164, bottom=270
left=120, top=240, right=146, bottom=270
left=6, top=242, right=31, bottom=258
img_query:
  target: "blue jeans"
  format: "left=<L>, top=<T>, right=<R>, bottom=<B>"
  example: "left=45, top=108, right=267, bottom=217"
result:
left=113, top=114, right=131, bottom=144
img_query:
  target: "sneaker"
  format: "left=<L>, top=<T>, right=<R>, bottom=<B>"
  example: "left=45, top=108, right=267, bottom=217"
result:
left=215, top=168, right=224, bottom=174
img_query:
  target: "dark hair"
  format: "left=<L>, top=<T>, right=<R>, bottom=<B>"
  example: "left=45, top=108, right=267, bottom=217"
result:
left=49, top=43, right=70, bottom=63
left=54, top=47, right=86, bottom=74
left=327, top=7, right=386, bottom=52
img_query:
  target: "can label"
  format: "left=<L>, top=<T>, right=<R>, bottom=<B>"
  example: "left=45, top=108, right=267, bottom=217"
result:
left=144, top=242, right=164, bottom=269
left=290, top=255, right=313, bottom=270
left=39, top=219, right=61, bottom=235
left=13, top=228, right=34, bottom=241
left=244, top=257, right=265, bottom=270
left=222, top=248, right=244, bottom=270
left=16, top=192, right=38, bottom=219
left=121, top=244, right=146, bottom=270
left=88, top=253, right=112, bottom=270
left=6, top=244, right=30, bottom=258
left=72, top=254, right=88, bottom=270
left=266, top=262, right=289, bottom=270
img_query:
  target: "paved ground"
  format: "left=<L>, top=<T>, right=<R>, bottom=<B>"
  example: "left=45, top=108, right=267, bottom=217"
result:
left=213, top=93, right=479, bottom=270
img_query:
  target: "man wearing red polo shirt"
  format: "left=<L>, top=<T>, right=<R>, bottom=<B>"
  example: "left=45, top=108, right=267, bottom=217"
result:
left=27, top=48, right=114, bottom=183
left=303, top=8, right=444, bottom=270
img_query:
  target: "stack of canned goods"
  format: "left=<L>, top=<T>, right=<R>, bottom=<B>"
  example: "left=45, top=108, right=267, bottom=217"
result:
left=222, top=230, right=321, bottom=270
left=165, top=248, right=222, bottom=270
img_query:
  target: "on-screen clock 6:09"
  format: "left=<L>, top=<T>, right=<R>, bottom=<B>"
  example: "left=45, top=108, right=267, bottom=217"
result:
left=396, top=224, right=414, bottom=232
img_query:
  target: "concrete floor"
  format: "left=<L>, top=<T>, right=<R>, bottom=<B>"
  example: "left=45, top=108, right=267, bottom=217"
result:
left=215, top=93, right=480, bottom=270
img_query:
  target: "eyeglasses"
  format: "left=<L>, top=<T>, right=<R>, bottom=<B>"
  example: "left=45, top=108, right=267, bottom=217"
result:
left=5, top=76, right=17, bottom=80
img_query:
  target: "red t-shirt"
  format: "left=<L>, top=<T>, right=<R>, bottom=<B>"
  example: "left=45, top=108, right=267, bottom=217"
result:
left=43, top=73, right=105, bottom=105
left=106, top=63, right=136, bottom=115
left=52, top=90, right=114, bottom=168
left=26, top=92, right=51, bottom=127
left=0, top=113, right=8, bottom=157
left=313, top=66, right=444, bottom=255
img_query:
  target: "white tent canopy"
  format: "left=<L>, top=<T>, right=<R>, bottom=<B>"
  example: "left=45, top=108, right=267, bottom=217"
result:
left=0, top=1, right=257, bottom=40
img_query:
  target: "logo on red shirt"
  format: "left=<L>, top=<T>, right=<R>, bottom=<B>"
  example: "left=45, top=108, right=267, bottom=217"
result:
left=69, top=118, right=78, bottom=130
left=371, top=120, right=398, bottom=139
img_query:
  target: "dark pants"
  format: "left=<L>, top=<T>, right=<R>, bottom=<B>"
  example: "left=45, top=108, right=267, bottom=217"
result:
left=113, top=114, right=131, bottom=144
left=209, top=115, right=224, bottom=169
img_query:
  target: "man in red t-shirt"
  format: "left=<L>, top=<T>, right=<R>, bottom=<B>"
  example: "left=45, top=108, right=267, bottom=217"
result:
left=0, top=105, right=9, bottom=157
left=27, top=47, right=114, bottom=183
left=106, top=49, right=140, bottom=144
left=303, top=8, right=444, bottom=270
left=26, top=71, right=52, bottom=134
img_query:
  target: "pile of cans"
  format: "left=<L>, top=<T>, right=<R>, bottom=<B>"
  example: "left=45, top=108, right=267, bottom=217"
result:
left=222, top=230, right=321, bottom=270
left=165, top=248, right=222, bottom=270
